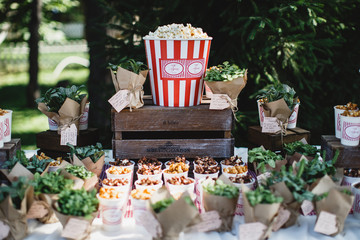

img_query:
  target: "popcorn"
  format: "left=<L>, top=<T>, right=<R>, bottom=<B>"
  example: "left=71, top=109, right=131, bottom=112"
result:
left=0, top=108, right=8, bottom=116
left=131, top=189, right=155, bottom=200
left=102, top=178, right=129, bottom=186
left=146, top=23, right=209, bottom=39
left=164, top=162, right=189, bottom=174
left=107, top=166, right=132, bottom=175
left=99, top=187, right=124, bottom=199
left=223, top=165, right=248, bottom=175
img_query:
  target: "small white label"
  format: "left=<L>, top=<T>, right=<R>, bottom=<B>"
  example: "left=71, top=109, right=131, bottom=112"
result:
left=301, top=200, right=314, bottom=216
left=60, top=123, right=77, bottom=146
left=26, top=201, right=48, bottom=219
left=239, top=222, right=267, bottom=240
left=272, top=207, right=291, bottom=231
left=262, top=117, right=281, bottom=133
left=314, top=211, right=338, bottom=235
left=108, top=89, right=131, bottom=113
left=193, top=210, right=222, bottom=232
left=209, top=94, right=231, bottom=110
left=61, top=218, right=90, bottom=239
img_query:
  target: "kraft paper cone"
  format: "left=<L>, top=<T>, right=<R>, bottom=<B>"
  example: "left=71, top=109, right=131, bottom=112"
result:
left=72, top=154, right=105, bottom=178
left=253, top=159, right=287, bottom=175
left=205, top=71, right=247, bottom=100
left=1, top=162, right=34, bottom=182
left=148, top=187, right=201, bottom=240
left=270, top=182, right=294, bottom=204
left=315, top=187, right=354, bottom=236
left=32, top=193, right=59, bottom=224
left=310, top=175, right=337, bottom=195
left=111, top=67, right=148, bottom=110
left=0, top=187, right=30, bottom=240
left=262, top=98, right=292, bottom=123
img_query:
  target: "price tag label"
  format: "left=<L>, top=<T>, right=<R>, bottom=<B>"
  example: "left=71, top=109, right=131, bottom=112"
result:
left=314, top=211, right=338, bottom=235
left=262, top=117, right=281, bottom=133
left=272, top=207, right=291, bottom=231
left=192, top=210, right=222, bottom=232
left=61, top=218, right=90, bottom=239
left=108, top=89, right=131, bottom=113
left=0, top=220, right=10, bottom=239
left=238, top=222, right=267, bottom=240
left=301, top=200, right=314, bottom=216
left=27, top=201, right=48, bottom=219
left=60, top=123, right=77, bottom=146
left=209, top=94, right=230, bottom=110
left=137, top=211, right=162, bottom=238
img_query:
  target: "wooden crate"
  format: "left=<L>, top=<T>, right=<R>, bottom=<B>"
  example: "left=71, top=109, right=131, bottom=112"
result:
left=36, top=128, right=99, bottom=159
left=321, top=135, right=360, bottom=168
left=112, top=103, right=234, bottom=159
left=248, top=126, right=310, bottom=151
left=0, top=139, right=21, bottom=166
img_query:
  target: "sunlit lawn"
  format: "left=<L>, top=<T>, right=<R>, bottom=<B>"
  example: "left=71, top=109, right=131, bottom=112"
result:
left=0, top=68, right=89, bottom=149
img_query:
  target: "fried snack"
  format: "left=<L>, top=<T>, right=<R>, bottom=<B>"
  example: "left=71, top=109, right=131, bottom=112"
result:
left=223, top=165, right=248, bottom=174
left=138, top=157, right=162, bottom=167
left=344, top=168, right=360, bottom=177
left=146, top=23, right=209, bottom=39
left=222, top=156, right=244, bottom=166
left=48, top=158, right=63, bottom=166
left=136, top=178, right=161, bottom=186
left=131, top=189, right=155, bottom=200
left=110, top=158, right=133, bottom=166
left=137, top=165, right=162, bottom=175
left=336, top=102, right=358, bottom=110
left=102, top=178, right=129, bottom=186
left=166, top=156, right=187, bottom=166
left=0, top=108, right=8, bottom=116
left=36, top=152, right=51, bottom=160
left=99, top=187, right=123, bottom=199
left=167, top=176, right=194, bottom=185
left=341, top=110, right=360, bottom=117
left=194, top=156, right=218, bottom=167
left=107, top=166, right=132, bottom=175
left=229, top=175, right=253, bottom=184
left=164, top=162, right=189, bottom=174
left=194, top=165, right=220, bottom=174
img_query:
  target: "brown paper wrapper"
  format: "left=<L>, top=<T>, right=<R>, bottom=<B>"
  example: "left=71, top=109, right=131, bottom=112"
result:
left=0, top=187, right=30, bottom=240
left=38, top=96, right=88, bottom=135
left=262, top=98, right=292, bottom=123
left=286, top=153, right=314, bottom=166
left=315, top=187, right=354, bottom=236
left=72, top=154, right=105, bottom=178
left=0, top=162, right=34, bottom=182
left=28, top=193, right=59, bottom=224
left=148, top=187, right=201, bottom=240
left=110, top=67, right=148, bottom=110
left=205, top=71, right=247, bottom=100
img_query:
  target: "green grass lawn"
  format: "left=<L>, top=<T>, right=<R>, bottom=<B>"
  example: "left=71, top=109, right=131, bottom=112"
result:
left=0, top=68, right=89, bottom=149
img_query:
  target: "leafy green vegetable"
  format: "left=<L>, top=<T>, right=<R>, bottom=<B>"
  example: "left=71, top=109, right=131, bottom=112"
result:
left=245, top=186, right=283, bottom=207
left=0, top=177, right=29, bottom=209
left=283, top=141, right=318, bottom=157
left=248, top=147, right=283, bottom=173
left=202, top=179, right=239, bottom=199
left=264, top=162, right=314, bottom=203
left=151, top=197, right=175, bottom=213
left=57, top=188, right=98, bottom=217
left=204, top=61, right=246, bottom=82
left=35, top=85, right=87, bottom=113
left=68, top=143, right=104, bottom=163
left=298, top=150, right=339, bottom=185
left=252, top=83, right=298, bottom=111
left=1, top=150, right=29, bottom=171
left=108, top=59, right=148, bottom=74
left=27, top=155, right=52, bottom=174
left=33, top=170, right=74, bottom=195
left=65, top=165, right=94, bottom=179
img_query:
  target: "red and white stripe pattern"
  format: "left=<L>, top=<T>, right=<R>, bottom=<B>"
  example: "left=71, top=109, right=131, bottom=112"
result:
left=144, top=38, right=212, bottom=107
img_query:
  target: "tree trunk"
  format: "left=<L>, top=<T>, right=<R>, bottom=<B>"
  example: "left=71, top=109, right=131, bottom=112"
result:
left=27, top=0, right=41, bottom=107
left=83, top=0, right=112, bottom=147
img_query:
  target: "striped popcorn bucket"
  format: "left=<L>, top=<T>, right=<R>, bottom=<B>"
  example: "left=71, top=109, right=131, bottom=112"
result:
left=144, top=37, right=212, bottom=107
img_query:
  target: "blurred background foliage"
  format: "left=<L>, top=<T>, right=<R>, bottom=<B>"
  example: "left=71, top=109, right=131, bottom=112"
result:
left=1, top=0, right=360, bottom=148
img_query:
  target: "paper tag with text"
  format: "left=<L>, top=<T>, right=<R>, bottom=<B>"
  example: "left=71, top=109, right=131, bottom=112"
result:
left=238, top=222, right=267, bottom=240
left=61, top=218, right=90, bottom=239
left=60, top=123, right=77, bottom=146
left=301, top=200, right=314, bottom=216
left=26, top=201, right=48, bottom=219
left=108, top=89, right=131, bottom=113
left=262, top=117, right=281, bottom=133
left=314, top=211, right=338, bottom=235
left=209, top=94, right=230, bottom=110
left=0, top=220, right=10, bottom=240
left=272, top=207, right=291, bottom=231
left=191, top=210, right=222, bottom=232
left=138, top=211, right=162, bottom=238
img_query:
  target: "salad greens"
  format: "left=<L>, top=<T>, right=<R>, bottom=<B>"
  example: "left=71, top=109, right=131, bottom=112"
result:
left=108, top=59, right=148, bottom=74
left=2, top=151, right=51, bottom=174
left=0, top=177, right=29, bottom=209
left=248, top=147, right=283, bottom=173
left=33, top=170, right=74, bottom=195
left=253, top=83, right=298, bottom=110
left=57, top=188, right=98, bottom=217
left=68, top=143, right=104, bottom=163
left=202, top=179, right=239, bottom=199
left=27, top=155, right=52, bottom=174
left=65, top=165, right=94, bottom=179
left=245, top=186, right=283, bottom=207
left=151, top=197, right=175, bottom=213
left=2, top=150, right=29, bottom=170
left=283, top=141, right=318, bottom=157
left=204, top=61, right=246, bottom=82
left=35, top=85, right=87, bottom=113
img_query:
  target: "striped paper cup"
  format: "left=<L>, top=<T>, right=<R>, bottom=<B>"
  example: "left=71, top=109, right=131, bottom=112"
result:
left=144, top=37, right=212, bottom=107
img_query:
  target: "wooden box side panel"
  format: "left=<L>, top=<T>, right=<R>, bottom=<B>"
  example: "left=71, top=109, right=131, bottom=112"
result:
left=112, top=138, right=234, bottom=159
left=0, top=139, right=21, bottom=164
left=111, top=106, right=233, bottom=132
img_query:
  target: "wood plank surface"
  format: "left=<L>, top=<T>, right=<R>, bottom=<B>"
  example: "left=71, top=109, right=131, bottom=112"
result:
left=0, top=139, right=21, bottom=164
